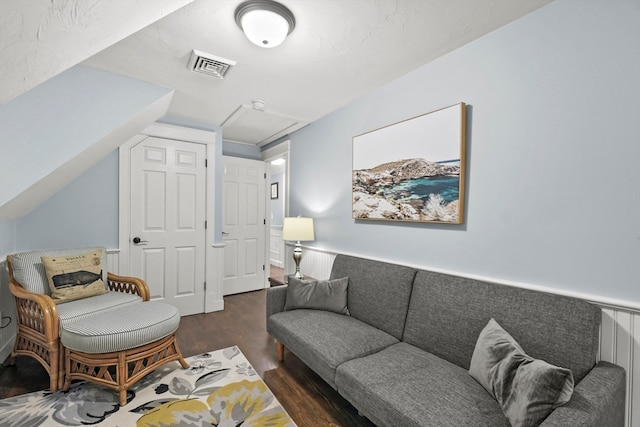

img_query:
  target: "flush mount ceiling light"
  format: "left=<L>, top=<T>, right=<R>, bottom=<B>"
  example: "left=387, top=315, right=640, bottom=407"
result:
left=235, top=0, right=295, bottom=48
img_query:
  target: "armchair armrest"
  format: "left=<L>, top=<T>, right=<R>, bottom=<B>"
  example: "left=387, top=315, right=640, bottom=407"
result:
left=541, top=361, right=626, bottom=427
left=107, top=272, right=150, bottom=301
left=8, top=278, right=59, bottom=344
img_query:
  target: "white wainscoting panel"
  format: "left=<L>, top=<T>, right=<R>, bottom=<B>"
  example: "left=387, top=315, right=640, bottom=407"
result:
left=291, top=246, right=639, bottom=427
left=284, top=244, right=335, bottom=281
left=106, top=249, right=120, bottom=274
left=600, top=308, right=639, bottom=427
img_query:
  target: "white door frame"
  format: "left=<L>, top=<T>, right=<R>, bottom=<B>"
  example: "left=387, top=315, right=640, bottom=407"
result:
left=119, top=122, right=223, bottom=312
left=262, top=140, right=291, bottom=279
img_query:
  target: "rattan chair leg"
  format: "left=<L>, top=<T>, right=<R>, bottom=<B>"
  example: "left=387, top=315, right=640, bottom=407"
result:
left=64, top=333, right=189, bottom=406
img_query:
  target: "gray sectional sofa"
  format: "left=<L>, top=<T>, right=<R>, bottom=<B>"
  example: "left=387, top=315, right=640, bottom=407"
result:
left=266, top=254, right=626, bottom=427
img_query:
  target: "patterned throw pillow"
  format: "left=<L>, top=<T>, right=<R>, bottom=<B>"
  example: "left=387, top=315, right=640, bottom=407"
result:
left=469, top=318, right=574, bottom=427
left=41, top=249, right=108, bottom=304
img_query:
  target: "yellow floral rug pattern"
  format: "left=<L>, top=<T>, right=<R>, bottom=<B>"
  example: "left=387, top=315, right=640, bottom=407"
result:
left=0, top=346, right=296, bottom=427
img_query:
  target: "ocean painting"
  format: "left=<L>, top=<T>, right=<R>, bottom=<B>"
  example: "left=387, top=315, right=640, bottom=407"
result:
left=352, top=103, right=466, bottom=224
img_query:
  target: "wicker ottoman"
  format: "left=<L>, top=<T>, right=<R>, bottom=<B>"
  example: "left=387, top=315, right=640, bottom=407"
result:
left=60, top=301, right=188, bottom=405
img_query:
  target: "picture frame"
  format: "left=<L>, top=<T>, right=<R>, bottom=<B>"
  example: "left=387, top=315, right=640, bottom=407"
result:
left=352, top=102, right=467, bottom=224
left=271, top=182, right=279, bottom=199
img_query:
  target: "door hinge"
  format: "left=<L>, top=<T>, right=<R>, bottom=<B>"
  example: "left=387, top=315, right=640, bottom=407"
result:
left=205, top=159, right=208, bottom=167
left=205, top=220, right=207, bottom=229
left=263, top=265, right=265, bottom=271
left=264, top=172, right=267, bottom=179
left=263, top=219, right=266, bottom=225
left=204, top=281, right=207, bottom=291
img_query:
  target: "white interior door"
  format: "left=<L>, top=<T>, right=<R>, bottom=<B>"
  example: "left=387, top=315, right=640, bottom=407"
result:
left=130, top=136, right=207, bottom=315
left=222, top=156, right=266, bottom=295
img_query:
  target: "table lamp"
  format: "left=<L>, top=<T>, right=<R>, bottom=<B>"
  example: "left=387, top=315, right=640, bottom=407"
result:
left=282, top=217, right=314, bottom=279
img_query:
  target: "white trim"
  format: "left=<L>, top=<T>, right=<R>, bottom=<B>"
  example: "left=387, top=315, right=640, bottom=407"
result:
left=142, top=122, right=216, bottom=144
left=222, top=138, right=257, bottom=146
left=260, top=139, right=291, bottom=229
left=118, top=123, right=222, bottom=313
left=118, top=134, right=146, bottom=275
left=263, top=140, right=291, bottom=268
left=206, top=244, right=225, bottom=312
left=261, top=140, right=290, bottom=160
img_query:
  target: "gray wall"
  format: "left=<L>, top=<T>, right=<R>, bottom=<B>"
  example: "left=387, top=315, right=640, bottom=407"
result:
left=287, top=1, right=640, bottom=303
left=223, top=141, right=262, bottom=160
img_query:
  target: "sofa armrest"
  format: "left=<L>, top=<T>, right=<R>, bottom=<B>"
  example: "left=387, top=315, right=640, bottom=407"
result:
left=266, top=285, right=288, bottom=323
left=541, top=361, right=626, bottom=427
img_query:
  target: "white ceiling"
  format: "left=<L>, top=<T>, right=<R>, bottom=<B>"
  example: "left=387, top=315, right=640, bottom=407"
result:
left=1, top=0, right=551, bottom=146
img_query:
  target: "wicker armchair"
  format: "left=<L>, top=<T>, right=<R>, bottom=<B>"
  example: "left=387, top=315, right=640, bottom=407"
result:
left=6, top=248, right=150, bottom=391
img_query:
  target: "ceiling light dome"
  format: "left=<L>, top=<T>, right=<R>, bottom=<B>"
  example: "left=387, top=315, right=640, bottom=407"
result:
left=235, top=0, right=295, bottom=48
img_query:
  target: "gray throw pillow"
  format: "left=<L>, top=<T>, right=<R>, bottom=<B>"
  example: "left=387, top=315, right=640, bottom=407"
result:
left=469, top=318, right=574, bottom=427
left=284, top=276, right=350, bottom=315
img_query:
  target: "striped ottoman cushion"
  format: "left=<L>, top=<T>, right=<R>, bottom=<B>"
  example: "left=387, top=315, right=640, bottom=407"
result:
left=60, top=302, right=180, bottom=353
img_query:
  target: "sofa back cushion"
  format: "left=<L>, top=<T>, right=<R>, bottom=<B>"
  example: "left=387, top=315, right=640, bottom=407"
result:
left=10, top=247, right=109, bottom=296
left=330, top=254, right=417, bottom=340
left=403, top=270, right=601, bottom=383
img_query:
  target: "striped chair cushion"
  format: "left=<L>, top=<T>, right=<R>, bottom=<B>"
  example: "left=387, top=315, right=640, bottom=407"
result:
left=10, top=247, right=108, bottom=295
left=60, top=302, right=180, bottom=353
left=57, top=291, right=143, bottom=327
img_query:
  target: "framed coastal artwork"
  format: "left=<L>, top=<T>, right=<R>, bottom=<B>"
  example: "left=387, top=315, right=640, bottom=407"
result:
left=352, top=102, right=467, bottom=224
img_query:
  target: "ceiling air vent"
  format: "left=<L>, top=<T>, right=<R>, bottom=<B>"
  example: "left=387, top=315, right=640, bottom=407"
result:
left=188, top=50, right=237, bottom=79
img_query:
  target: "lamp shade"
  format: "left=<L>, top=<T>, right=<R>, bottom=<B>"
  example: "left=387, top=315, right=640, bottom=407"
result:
left=282, top=217, right=314, bottom=241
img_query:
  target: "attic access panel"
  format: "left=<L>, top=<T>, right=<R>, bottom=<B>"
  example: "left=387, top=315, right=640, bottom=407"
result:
left=221, top=104, right=305, bottom=145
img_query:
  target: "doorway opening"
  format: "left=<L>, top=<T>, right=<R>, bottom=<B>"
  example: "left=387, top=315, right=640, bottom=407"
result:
left=262, top=140, right=290, bottom=284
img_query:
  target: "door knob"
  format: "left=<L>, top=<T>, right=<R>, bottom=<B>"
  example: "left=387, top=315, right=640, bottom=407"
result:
left=132, top=237, right=148, bottom=244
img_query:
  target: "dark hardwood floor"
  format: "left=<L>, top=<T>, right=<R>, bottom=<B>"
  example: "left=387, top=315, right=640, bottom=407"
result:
left=0, top=282, right=376, bottom=427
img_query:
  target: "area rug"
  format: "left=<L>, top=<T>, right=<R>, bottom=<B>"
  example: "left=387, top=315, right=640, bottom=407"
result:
left=0, top=346, right=296, bottom=427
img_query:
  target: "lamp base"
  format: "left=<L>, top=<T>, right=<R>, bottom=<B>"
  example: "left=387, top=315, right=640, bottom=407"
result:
left=292, top=242, right=303, bottom=279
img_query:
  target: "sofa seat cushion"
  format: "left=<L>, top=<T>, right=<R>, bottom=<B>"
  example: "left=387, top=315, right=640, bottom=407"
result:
left=56, top=291, right=143, bottom=328
left=60, top=302, right=180, bottom=353
left=268, top=309, right=398, bottom=388
left=335, top=342, right=510, bottom=427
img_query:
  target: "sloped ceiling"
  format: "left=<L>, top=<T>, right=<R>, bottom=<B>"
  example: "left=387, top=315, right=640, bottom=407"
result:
left=0, top=0, right=193, bottom=104
left=0, top=66, right=174, bottom=220
left=0, top=0, right=552, bottom=220
left=1, top=0, right=551, bottom=146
